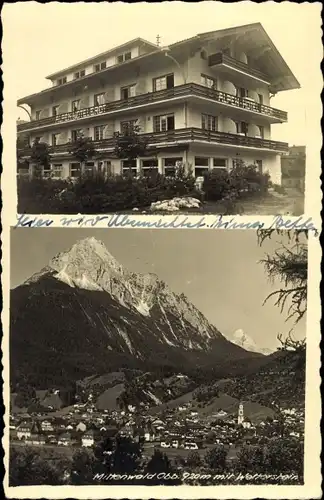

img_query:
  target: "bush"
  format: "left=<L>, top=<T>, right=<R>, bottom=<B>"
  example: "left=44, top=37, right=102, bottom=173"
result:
left=272, top=183, right=287, bottom=195
left=17, top=169, right=201, bottom=214
left=202, top=163, right=270, bottom=203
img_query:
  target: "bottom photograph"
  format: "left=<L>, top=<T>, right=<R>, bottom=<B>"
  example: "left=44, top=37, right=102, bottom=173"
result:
left=9, top=228, right=307, bottom=486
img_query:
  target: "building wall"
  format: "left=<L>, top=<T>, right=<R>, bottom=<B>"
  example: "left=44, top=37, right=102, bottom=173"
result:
left=30, top=50, right=271, bottom=125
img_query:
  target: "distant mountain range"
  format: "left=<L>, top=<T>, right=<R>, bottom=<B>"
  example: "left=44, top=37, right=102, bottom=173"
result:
left=226, top=329, right=273, bottom=356
left=10, top=237, right=261, bottom=390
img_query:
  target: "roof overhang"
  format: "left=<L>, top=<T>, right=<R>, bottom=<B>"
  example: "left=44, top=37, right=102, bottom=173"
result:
left=170, top=23, right=301, bottom=93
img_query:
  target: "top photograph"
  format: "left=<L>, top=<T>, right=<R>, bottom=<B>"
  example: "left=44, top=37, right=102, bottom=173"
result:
left=14, top=3, right=311, bottom=216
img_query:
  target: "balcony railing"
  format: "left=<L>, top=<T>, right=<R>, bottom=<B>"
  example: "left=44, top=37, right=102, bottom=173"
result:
left=18, top=128, right=289, bottom=156
left=208, top=52, right=270, bottom=82
left=17, top=84, right=287, bottom=133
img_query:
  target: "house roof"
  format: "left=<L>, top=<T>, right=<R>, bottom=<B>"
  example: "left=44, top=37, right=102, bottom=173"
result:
left=45, top=38, right=158, bottom=80
left=17, top=23, right=299, bottom=106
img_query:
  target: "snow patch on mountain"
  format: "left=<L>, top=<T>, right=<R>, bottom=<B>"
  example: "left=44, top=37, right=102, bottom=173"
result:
left=227, top=329, right=273, bottom=355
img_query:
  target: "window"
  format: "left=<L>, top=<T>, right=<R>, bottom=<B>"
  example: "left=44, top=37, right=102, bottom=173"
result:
left=201, top=114, right=218, bottom=131
left=255, top=160, right=263, bottom=172
left=94, top=93, right=105, bottom=106
left=71, top=129, right=82, bottom=142
left=57, top=76, right=67, bottom=86
left=256, top=125, right=264, bottom=138
left=94, top=125, right=105, bottom=141
left=120, top=84, right=136, bottom=100
left=94, top=61, right=106, bottom=72
left=153, top=74, right=174, bottom=92
left=120, top=120, right=137, bottom=134
left=70, top=162, right=81, bottom=178
left=35, top=110, right=41, bottom=120
left=84, top=161, right=95, bottom=175
left=201, top=74, right=217, bottom=90
left=212, top=158, right=227, bottom=169
left=163, top=157, right=182, bottom=176
left=52, top=133, right=60, bottom=146
left=236, top=87, right=248, bottom=98
left=194, top=157, right=209, bottom=178
left=52, top=106, right=59, bottom=117
left=122, top=159, right=137, bottom=175
left=153, top=114, right=175, bottom=132
left=235, top=121, right=249, bottom=135
left=51, top=164, right=63, bottom=178
left=72, top=100, right=80, bottom=113
left=117, top=52, right=132, bottom=64
left=141, top=158, right=158, bottom=176
left=258, top=94, right=264, bottom=105
left=74, top=70, right=85, bottom=79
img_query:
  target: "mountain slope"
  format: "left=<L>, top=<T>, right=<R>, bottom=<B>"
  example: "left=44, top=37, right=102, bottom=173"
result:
left=10, top=237, right=260, bottom=389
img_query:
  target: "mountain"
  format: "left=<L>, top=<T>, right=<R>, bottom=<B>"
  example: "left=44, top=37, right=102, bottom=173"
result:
left=10, top=237, right=260, bottom=390
left=226, top=329, right=273, bottom=355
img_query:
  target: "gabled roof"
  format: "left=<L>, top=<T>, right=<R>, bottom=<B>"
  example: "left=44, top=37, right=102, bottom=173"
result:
left=46, top=37, right=158, bottom=80
left=169, top=22, right=300, bottom=92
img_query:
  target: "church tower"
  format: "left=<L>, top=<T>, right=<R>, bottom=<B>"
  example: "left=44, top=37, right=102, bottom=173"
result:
left=238, top=402, right=244, bottom=425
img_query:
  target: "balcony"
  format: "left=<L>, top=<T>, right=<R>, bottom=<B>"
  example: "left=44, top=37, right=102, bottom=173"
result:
left=17, top=84, right=287, bottom=134
left=18, top=128, right=289, bottom=157
left=208, top=52, right=270, bottom=83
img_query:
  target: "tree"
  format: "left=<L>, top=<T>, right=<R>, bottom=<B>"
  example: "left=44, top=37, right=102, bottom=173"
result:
left=145, top=449, right=180, bottom=485
left=236, top=444, right=265, bottom=473
left=68, top=132, right=95, bottom=177
left=264, top=437, right=303, bottom=479
left=30, top=138, right=51, bottom=178
left=113, top=124, right=150, bottom=173
left=9, top=448, right=63, bottom=486
left=70, top=449, right=96, bottom=485
left=204, top=445, right=227, bottom=471
left=186, top=450, right=201, bottom=468
left=15, top=384, right=36, bottom=408
left=257, top=229, right=307, bottom=330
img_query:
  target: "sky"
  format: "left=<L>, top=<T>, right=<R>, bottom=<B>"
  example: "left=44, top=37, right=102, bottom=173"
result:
left=3, top=1, right=322, bottom=145
left=10, top=228, right=306, bottom=351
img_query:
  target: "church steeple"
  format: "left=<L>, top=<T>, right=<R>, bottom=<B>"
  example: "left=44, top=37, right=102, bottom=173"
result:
left=238, top=402, right=244, bottom=425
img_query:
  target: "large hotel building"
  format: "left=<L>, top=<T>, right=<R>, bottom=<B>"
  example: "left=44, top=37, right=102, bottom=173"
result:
left=17, top=23, right=300, bottom=183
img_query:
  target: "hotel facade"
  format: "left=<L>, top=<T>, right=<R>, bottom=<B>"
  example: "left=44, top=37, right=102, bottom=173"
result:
left=17, top=23, right=300, bottom=183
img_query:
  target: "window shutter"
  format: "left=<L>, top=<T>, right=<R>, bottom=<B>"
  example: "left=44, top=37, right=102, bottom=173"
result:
left=104, top=121, right=115, bottom=138
left=58, top=102, right=68, bottom=114
left=57, top=131, right=68, bottom=144
left=40, top=108, right=49, bottom=119
left=80, top=96, right=90, bottom=109
left=136, top=78, right=147, bottom=96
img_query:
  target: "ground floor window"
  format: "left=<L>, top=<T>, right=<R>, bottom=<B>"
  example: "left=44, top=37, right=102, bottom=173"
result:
left=122, top=159, right=137, bottom=176
left=141, top=158, right=158, bottom=176
left=194, top=157, right=209, bottom=178
left=70, top=162, right=81, bottom=178
left=212, top=158, right=227, bottom=169
left=51, top=163, right=63, bottom=178
left=84, top=161, right=95, bottom=175
left=255, top=160, right=263, bottom=173
left=163, top=157, right=182, bottom=176
left=98, top=160, right=112, bottom=176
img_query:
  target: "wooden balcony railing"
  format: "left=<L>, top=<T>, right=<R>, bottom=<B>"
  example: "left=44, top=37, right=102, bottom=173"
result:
left=18, top=128, right=289, bottom=157
left=208, top=52, right=270, bottom=82
left=17, top=84, right=287, bottom=133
